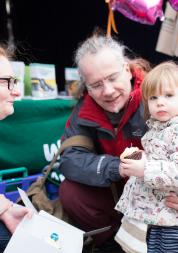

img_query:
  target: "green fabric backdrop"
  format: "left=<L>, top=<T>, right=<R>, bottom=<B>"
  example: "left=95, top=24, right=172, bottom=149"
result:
left=0, top=98, right=76, bottom=174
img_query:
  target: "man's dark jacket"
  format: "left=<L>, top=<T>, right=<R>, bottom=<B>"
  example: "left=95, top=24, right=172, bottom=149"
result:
left=59, top=67, right=146, bottom=187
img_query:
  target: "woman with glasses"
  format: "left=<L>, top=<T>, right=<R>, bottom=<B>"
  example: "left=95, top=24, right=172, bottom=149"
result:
left=0, top=47, right=31, bottom=253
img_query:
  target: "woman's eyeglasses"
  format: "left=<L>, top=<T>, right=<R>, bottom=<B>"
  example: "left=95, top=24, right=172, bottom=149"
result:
left=0, top=77, right=18, bottom=90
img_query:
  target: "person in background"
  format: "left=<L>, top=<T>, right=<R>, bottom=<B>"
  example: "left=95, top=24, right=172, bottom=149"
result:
left=116, top=61, right=178, bottom=253
left=0, top=46, right=31, bottom=253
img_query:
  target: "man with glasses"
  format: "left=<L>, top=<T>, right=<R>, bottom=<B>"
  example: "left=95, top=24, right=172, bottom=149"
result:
left=58, top=33, right=149, bottom=253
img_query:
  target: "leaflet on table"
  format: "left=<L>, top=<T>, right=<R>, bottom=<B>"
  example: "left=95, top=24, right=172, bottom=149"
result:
left=11, top=61, right=25, bottom=99
left=23, top=95, right=74, bottom=100
left=29, top=63, right=58, bottom=98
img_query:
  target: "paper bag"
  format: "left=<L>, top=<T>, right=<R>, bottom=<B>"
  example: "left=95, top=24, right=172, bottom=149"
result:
left=156, top=2, right=178, bottom=56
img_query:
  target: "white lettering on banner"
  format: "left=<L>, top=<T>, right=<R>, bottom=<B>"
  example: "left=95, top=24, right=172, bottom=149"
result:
left=51, top=171, right=65, bottom=182
left=43, top=140, right=61, bottom=162
left=50, top=171, right=59, bottom=181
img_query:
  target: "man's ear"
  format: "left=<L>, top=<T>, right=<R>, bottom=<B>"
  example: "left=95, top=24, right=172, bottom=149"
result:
left=88, top=90, right=92, bottom=96
left=125, top=63, right=132, bottom=80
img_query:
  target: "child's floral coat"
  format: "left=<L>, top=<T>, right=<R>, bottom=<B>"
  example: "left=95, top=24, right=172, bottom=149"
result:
left=116, top=116, right=178, bottom=225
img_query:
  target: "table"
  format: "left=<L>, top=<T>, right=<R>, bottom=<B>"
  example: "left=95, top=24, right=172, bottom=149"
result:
left=0, top=98, right=76, bottom=174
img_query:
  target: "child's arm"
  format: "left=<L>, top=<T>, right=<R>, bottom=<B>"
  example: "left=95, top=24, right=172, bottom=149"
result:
left=144, top=158, right=178, bottom=190
left=144, top=126, right=178, bottom=190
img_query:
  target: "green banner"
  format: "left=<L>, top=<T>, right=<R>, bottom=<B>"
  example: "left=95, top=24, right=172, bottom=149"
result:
left=0, top=98, right=76, bottom=174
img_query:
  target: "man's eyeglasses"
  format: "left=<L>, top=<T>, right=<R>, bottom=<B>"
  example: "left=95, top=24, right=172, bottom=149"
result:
left=0, top=77, right=18, bottom=90
left=86, top=71, right=123, bottom=94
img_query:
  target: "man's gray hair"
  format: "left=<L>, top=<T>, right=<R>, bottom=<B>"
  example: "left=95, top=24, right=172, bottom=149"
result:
left=74, top=34, right=127, bottom=97
left=75, top=35, right=126, bottom=74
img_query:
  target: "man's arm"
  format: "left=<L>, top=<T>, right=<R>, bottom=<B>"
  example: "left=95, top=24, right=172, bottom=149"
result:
left=60, top=146, right=121, bottom=187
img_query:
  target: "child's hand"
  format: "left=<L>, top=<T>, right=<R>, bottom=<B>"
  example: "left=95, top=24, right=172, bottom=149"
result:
left=120, top=155, right=145, bottom=177
left=119, top=163, right=128, bottom=178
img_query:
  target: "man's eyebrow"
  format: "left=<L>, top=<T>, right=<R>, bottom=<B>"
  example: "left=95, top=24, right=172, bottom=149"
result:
left=90, top=72, right=118, bottom=86
left=89, top=79, right=102, bottom=86
left=107, top=72, right=118, bottom=78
